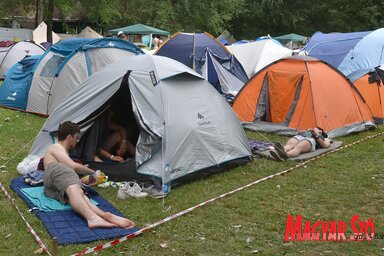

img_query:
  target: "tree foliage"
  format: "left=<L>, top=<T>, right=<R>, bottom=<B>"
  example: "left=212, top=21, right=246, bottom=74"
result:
left=2, top=0, right=384, bottom=39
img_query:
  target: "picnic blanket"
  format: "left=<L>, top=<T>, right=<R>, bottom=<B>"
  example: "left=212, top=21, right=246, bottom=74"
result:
left=255, top=141, right=343, bottom=161
left=10, top=176, right=138, bottom=245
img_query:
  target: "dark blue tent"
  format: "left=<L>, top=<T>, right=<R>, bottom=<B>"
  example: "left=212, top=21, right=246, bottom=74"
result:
left=0, top=55, right=41, bottom=110
left=155, top=32, right=248, bottom=95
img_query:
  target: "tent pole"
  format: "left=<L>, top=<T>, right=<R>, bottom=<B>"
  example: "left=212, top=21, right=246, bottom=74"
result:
left=192, top=33, right=196, bottom=70
left=149, top=33, right=152, bottom=49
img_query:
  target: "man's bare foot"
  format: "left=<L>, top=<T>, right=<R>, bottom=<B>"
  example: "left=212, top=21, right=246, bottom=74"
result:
left=88, top=216, right=117, bottom=229
left=103, top=212, right=135, bottom=229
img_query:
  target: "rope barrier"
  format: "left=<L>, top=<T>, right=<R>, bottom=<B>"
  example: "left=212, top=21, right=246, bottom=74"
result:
left=72, top=131, right=384, bottom=255
left=0, top=182, right=51, bottom=255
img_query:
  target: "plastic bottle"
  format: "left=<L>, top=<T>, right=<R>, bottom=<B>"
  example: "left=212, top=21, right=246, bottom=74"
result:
left=162, top=164, right=171, bottom=194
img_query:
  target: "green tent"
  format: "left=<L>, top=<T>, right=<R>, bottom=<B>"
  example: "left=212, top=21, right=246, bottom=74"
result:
left=109, top=23, right=169, bottom=49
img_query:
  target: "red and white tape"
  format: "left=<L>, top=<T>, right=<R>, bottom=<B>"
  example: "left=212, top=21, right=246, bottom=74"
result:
left=0, top=182, right=51, bottom=255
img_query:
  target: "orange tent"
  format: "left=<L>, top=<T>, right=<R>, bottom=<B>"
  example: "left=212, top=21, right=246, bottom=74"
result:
left=233, top=56, right=375, bottom=138
left=354, top=70, right=384, bottom=124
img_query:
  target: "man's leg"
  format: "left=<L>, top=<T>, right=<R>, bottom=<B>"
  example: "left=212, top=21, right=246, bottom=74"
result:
left=82, top=193, right=135, bottom=229
left=287, top=140, right=312, bottom=157
left=66, top=184, right=116, bottom=229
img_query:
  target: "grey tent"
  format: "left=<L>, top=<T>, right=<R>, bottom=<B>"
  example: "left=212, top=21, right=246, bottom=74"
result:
left=26, top=55, right=251, bottom=186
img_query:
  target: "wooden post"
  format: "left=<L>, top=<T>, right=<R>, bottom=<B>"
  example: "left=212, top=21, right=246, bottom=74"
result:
left=51, top=237, right=58, bottom=256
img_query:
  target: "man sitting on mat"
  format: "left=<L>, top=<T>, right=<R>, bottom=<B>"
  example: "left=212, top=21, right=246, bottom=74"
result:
left=270, top=127, right=331, bottom=161
left=43, top=121, right=135, bottom=229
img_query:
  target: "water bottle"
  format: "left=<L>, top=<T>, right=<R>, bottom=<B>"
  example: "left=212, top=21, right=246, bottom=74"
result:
left=162, top=164, right=171, bottom=194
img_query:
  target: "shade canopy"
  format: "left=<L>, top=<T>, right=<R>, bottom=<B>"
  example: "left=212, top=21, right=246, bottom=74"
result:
left=274, top=33, right=307, bottom=43
left=109, top=23, right=169, bottom=35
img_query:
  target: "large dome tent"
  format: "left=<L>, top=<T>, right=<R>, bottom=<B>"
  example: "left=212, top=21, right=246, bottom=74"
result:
left=24, top=55, right=252, bottom=186
left=232, top=56, right=375, bottom=138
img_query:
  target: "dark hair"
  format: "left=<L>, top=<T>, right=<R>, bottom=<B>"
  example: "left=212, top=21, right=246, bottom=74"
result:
left=316, top=126, right=328, bottom=138
left=57, top=121, right=80, bottom=141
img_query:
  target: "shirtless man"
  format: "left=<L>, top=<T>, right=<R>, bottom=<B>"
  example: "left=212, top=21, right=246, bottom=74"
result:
left=43, top=121, right=135, bottom=229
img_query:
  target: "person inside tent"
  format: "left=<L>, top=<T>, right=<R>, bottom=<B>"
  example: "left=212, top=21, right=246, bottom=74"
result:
left=117, top=31, right=128, bottom=40
left=94, top=107, right=136, bottom=163
left=43, top=121, right=135, bottom=229
left=270, top=127, right=331, bottom=161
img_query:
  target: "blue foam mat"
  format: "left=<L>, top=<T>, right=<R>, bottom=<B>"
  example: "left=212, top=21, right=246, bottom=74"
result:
left=10, top=176, right=138, bottom=245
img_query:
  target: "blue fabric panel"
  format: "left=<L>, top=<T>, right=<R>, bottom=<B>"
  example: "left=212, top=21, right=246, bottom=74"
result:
left=338, top=28, right=384, bottom=79
left=155, top=33, right=195, bottom=68
left=194, top=33, right=229, bottom=61
left=10, top=176, right=138, bottom=245
left=0, top=55, right=41, bottom=110
left=79, top=38, right=144, bottom=55
left=304, top=31, right=371, bottom=67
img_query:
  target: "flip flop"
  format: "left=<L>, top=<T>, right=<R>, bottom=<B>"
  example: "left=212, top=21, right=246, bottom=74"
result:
left=270, top=150, right=284, bottom=161
left=274, top=142, right=288, bottom=159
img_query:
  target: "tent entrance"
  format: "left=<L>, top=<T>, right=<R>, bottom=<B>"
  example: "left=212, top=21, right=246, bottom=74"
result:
left=255, top=71, right=303, bottom=125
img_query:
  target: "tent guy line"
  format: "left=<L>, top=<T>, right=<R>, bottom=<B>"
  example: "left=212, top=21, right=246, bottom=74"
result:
left=71, top=130, right=384, bottom=256
left=0, top=182, right=52, bottom=256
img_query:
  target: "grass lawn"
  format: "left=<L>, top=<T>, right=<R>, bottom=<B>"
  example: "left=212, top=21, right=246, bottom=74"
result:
left=0, top=107, right=383, bottom=255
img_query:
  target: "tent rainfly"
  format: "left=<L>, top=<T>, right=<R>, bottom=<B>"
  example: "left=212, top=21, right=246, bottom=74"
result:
left=24, top=54, right=252, bottom=186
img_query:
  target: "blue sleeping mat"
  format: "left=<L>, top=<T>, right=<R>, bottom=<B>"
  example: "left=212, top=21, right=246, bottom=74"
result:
left=10, top=176, right=138, bottom=245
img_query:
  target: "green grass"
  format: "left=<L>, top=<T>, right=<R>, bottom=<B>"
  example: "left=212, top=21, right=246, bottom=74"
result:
left=0, top=107, right=383, bottom=255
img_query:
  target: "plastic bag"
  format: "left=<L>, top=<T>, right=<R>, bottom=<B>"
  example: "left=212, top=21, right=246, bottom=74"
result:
left=17, top=155, right=40, bottom=175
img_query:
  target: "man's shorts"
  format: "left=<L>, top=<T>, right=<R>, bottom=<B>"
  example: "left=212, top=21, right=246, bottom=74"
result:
left=44, top=162, right=81, bottom=204
left=293, top=135, right=316, bottom=152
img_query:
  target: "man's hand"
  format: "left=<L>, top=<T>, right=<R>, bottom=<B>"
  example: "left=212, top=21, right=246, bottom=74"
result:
left=112, top=155, right=125, bottom=163
left=116, top=141, right=127, bottom=156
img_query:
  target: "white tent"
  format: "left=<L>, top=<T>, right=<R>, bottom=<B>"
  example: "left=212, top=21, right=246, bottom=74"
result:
left=77, top=26, right=103, bottom=38
left=33, top=22, right=61, bottom=46
left=227, top=39, right=292, bottom=78
left=26, top=54, right=251, bottom=185
left=27, top=38, right=143, bottom=116
left=0, top=41, right=45, bottom=79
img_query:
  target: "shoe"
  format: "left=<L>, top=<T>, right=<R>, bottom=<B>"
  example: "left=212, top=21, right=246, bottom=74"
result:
left=117, top=182, right=148, bottom=199
left=142, top=185, right=168, bottom=199
left=274, top=142, right=288, bottom=159
left=270, top=150, right=284, bottom=161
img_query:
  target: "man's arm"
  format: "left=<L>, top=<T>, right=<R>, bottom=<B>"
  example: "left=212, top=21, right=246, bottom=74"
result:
left=316, top=137, right=331, bottom=149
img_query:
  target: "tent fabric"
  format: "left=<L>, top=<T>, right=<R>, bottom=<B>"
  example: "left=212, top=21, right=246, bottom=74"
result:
left=32, top=21, right=61, bottom=46
left=0, top=41, right=45, bottom=78
left=233, top=56, right=375, bottom=138
left=155, top=32, right=248, bottom=95
left=226, top=38, right=292, bottom=78
left=353, top=68, right=384, bottom=124
left=26, top=54, right=251, bottom=185
left=0, top=55, right=41, bottom=110
left=303, top=30, right=384, bottom=81
left=109, top=23, right=169, bottom=35
left=77, top=26, right=103, bottom=38
left=26, top=38, right=143, bottom=116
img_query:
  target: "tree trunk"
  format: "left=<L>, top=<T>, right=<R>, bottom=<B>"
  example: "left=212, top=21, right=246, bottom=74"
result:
left=46, top=0, right=54, bottom=43
left=35, top=0, right=44, bottom=28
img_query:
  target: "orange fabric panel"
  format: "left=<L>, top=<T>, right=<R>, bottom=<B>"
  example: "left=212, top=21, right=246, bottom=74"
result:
left=232, top=70, right=267, bottom=121
left=354, top=75, right=384, bottom=119
left=307, top=62, right=373, bottom=132
left=267, top=70, right=304, bottom=123
left=288, top=76, right=315, bottom=130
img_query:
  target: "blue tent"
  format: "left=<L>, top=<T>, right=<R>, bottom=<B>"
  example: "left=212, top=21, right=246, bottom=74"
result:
left=0, top=55, right=41, bottom=110
left=303, top=29, right=384, bottom=81
left=1, top=38, right=143, bottom=115
left=155, top=32, right=248, bottom=95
